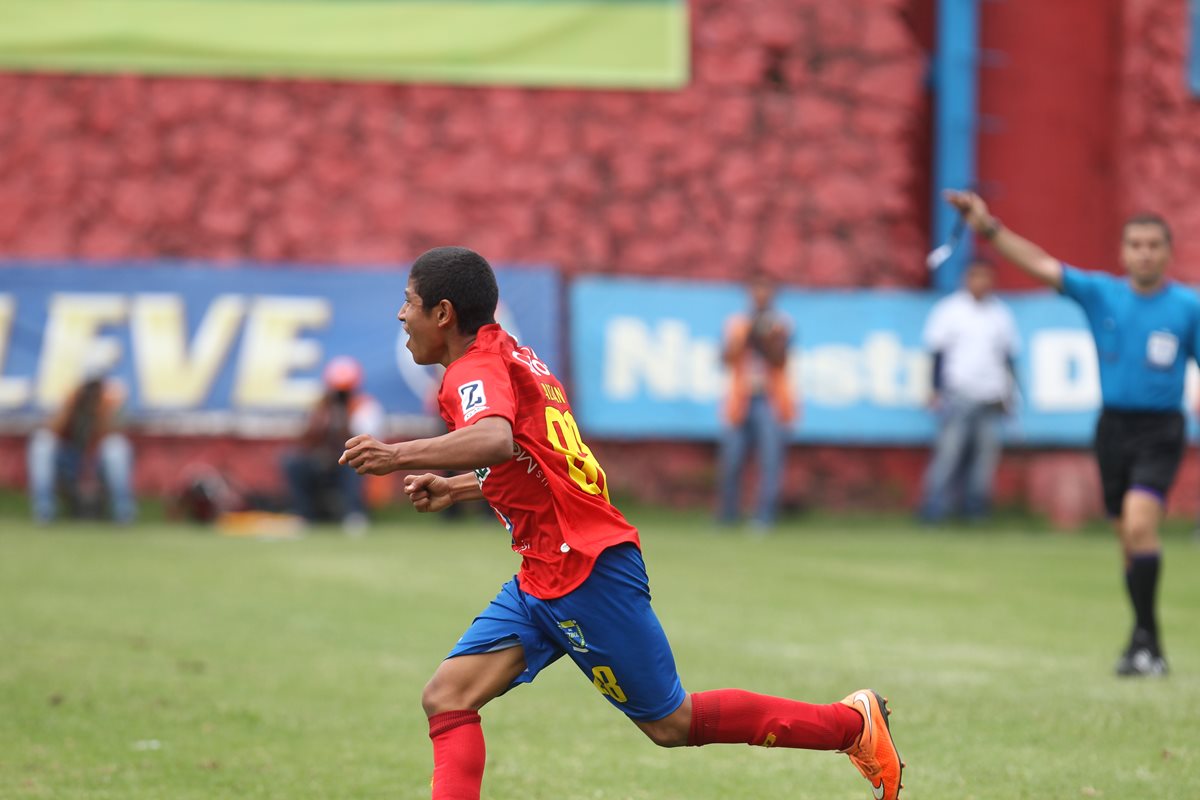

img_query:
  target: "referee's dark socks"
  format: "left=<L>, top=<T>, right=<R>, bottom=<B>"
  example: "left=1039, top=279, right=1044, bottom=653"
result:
left=1126, top=552, right=1162, bottom=648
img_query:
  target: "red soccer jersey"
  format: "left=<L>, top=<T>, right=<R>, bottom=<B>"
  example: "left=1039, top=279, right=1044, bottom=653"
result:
left=438, top=324, right=640, bottom=599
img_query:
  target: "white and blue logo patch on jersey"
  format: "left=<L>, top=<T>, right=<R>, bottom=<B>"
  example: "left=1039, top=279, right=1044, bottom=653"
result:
left=557, top=619, right=589, bottom=652
left=458, top=380, right=489, bottom=420
left=1146, top=330, right=1179, bottom=369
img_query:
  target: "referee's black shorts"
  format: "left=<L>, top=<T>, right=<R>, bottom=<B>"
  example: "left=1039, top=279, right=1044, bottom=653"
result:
left=1093, top=408, right=1186, bottom=517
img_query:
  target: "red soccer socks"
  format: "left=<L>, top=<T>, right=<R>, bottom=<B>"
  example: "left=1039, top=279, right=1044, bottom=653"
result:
left=428, top=710, right=485, bottom=799
left=426, top=693, right=864, bottom=797
left=687, top=689, right=862, bottom=751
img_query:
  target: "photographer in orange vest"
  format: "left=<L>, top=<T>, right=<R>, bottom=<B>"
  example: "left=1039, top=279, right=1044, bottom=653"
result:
left=716, top=275, right=797, bottom=531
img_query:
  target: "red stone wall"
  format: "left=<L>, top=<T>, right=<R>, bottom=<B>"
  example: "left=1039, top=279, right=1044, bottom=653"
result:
left=0, top=0, right=936, bottom=513
left=0, top=0, right=928, bottom=285
left=1117, top=0, right=1200, bottom=277
left=3, top=0, right=1199, bottom=525
left=3, top=432, right=1197, bottom=528
left=581, top=440, right=1200, bottom=527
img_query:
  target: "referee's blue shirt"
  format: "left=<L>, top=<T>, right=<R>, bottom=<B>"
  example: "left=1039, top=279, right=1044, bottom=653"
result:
left=1061, top=264, right=1200, bottom=411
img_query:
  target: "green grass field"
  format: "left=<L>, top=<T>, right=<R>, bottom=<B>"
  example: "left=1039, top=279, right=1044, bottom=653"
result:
left=2, top=508, right=1198, bottom=799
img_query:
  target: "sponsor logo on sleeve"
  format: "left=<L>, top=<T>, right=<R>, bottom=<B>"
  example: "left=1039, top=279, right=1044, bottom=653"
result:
left=458, top=380, right=488, bottom=420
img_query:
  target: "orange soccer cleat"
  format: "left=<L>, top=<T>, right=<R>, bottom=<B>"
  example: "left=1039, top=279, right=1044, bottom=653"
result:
left=839, top=689, right=905, bottom=800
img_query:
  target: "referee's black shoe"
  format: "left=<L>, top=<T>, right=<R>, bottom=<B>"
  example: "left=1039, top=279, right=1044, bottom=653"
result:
left=1115, top=630, right=1169, bottom=678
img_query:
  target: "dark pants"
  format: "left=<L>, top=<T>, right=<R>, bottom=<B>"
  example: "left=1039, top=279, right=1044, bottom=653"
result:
left=282, top=451, right=364, bottom=522
left=1094, top=409, right=1185, bottom=517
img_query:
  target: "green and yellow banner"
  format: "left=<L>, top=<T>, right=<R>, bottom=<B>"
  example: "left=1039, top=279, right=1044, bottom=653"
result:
left=0, top=0, right=688, bottom=89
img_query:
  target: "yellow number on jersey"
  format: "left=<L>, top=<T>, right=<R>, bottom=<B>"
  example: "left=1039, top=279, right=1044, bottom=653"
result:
left=591, top=666, right=627, bottom=703
left=545, top=406, right=610, bottom=501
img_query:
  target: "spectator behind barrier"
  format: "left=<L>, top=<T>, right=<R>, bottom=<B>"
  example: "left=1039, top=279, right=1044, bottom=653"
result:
left=918, top=260, right=1020, bottom=523
left=715, top=274, right=798, bottom=531
left=281, top=356, right=384, bottom=534
left=26, top=355, right=135, bottom=524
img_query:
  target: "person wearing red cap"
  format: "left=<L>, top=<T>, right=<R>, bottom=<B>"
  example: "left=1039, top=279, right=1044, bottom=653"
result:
left=282, top=355, right=384, bottom=533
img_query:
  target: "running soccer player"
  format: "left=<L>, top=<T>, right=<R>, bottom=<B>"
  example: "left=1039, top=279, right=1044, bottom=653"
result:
left=946, top=190, right=1200, bottom=676
left=339, top=247, right=904, bottom=799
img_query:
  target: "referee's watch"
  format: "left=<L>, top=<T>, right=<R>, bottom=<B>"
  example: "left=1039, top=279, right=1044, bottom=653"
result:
left=980, top=217, right=1003, bottom=240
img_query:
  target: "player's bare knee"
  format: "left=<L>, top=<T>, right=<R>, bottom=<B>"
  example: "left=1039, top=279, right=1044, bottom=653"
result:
left=420, top=677, right=442, bottom=717
left=421, top=674, right=465, bottom=717
left=639, top=724, right=686, bottom=748
left=635, top=717, right=689, bottom=748
left=1122, top=522, right=1159, bottom=552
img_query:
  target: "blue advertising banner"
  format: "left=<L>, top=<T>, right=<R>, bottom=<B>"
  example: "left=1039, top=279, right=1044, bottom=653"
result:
left=570, top=277, right=1200, bottom=446
left=0, top=261, right=560, bottom=436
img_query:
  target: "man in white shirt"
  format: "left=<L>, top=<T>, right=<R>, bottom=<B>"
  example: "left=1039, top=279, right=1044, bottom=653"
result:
left=919, top=260, right=1020, bottom=523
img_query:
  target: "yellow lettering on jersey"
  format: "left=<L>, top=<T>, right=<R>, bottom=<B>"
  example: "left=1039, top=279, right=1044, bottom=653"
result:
left=540, top=382, right=565, bottom=404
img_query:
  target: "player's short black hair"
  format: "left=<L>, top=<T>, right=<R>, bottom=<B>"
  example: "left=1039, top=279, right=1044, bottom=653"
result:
left=409, top=247, right=499, bottom=335
left=1123, top=212, right=1172, bottom=246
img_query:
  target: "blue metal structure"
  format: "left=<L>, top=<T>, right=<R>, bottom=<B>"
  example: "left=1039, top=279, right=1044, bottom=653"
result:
left=931, top=0, right=981, bottom=292
left=1191, top=0, right=1200, bottom=95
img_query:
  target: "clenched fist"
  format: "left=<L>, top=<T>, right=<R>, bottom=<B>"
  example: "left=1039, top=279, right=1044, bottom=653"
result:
left=338, top=434, right=399, bottom=475
left=943, top=189, right=993, bottom=234
left=404, top=473, right=455, bottom=513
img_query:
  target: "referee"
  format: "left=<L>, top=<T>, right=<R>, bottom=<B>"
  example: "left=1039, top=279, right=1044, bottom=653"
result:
left=947, top=189, right=1200, bottom=677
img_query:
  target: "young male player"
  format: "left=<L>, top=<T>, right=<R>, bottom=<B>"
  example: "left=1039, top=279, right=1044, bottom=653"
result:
left=339, top=247, right=904, bottom=799
left=946, top=190, right=1200, bottom=676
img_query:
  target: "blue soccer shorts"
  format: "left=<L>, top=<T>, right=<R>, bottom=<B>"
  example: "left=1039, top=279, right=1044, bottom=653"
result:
left=446, top=543, right=688, bottom=722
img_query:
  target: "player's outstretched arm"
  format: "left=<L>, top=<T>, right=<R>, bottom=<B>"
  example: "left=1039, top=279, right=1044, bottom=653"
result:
left=944, top=189, right=1063, bottom=290
left=404, top=472, right=482, bottom=513
left=339, top=416, right=513, bottom=475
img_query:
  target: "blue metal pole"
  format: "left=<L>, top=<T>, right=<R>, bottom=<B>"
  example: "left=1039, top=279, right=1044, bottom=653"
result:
left=932, top=0, right=980, bottom=292
left=1190, top=0, right=1200, bottom=96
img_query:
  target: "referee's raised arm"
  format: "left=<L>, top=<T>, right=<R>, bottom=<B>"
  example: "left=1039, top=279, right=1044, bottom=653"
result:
left=944, top=189, right=1064, bottom=290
